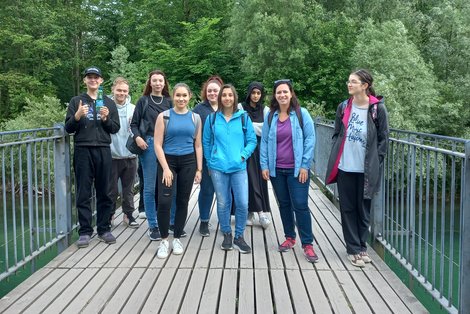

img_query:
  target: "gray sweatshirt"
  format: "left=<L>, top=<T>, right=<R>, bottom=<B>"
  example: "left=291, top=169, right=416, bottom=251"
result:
left=110, top=96, right=136, bottom=159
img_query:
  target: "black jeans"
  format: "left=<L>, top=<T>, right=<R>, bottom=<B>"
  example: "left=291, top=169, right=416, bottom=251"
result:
left=74, top=146, right=113, bottom=236
left=157, top=153, right=196, bottom=238
left=337, top=170, right=372, bottom=255
left=109, top=157, right=137, bottom=217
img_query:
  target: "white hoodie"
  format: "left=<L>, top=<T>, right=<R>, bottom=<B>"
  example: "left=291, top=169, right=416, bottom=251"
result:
left=110, top=95, right=136, bottom=159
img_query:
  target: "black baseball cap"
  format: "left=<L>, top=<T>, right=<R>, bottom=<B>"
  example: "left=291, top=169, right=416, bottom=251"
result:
left=83, top=66, right=102, bottom=77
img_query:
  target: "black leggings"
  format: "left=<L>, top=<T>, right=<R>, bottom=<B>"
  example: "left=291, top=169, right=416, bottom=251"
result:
left=157, top=153, right=196, bottom=238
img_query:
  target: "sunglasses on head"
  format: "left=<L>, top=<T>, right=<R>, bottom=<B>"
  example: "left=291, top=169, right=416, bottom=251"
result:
left=274, top=79, right=292, bottom=88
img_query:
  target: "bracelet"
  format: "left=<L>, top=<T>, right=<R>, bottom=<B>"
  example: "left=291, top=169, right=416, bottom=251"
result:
left=196, top=169, right=202, bottom=173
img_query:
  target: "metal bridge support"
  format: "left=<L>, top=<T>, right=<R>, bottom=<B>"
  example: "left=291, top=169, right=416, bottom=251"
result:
left=54, top=124, right=72, bottom=253
left=459, top=141, right=470, bottom=314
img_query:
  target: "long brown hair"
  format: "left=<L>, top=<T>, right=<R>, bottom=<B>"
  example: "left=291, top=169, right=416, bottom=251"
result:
left=142, top=70, right=170, bottom=97
left=269, top=79, right=300, bottom=113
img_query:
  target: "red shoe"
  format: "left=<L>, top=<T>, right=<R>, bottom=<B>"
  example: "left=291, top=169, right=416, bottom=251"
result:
left=278, top=237, right=296, bottom=252
left=303, top=244, right=319, bottom=263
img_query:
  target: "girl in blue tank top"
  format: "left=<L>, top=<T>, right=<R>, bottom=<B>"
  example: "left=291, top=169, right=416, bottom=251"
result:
left=153, top=83, right=202, bottom=259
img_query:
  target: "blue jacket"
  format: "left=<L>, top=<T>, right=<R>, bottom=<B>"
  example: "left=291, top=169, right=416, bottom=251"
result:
left=203, top=110, right=257, bottom=173
left=260, top=107, right=315, bottom=177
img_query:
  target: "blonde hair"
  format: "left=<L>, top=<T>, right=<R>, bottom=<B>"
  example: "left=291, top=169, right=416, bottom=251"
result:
left=112, top=77, right=129, bottom=89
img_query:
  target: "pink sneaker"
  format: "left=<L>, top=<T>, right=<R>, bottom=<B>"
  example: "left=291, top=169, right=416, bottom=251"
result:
left=278, top=237, right=296, bottom=252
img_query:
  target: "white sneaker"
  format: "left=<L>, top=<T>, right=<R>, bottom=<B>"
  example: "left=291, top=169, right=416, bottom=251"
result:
left=246, top=212, right=255, bottom=226
left=172, top=238, right=184, bottom=255
left=348, top=254, right=366, bottom=267
left=138, top=212, right=147, bottom=219
left=258, top=212, right=271, bottom=229
left=157, top=239, right=170, bottom=259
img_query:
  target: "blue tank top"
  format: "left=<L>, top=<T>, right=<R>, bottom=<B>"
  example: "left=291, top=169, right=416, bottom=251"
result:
left=163, top=109, right=195, bottom=156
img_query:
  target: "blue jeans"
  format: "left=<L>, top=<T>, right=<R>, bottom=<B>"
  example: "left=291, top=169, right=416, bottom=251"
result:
left=139, top=136, right=158, bottom=228
left=270, top=168, right=314, bottom=245
left=198, top=160, right=214, bottom=222
left=210, top=169, right=248, bottom=238
left=139, top=136, right=177, bottom=229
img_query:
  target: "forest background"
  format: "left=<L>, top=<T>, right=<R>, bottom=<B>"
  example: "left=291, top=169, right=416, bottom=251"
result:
left=1, top=0, right=469, bottom=138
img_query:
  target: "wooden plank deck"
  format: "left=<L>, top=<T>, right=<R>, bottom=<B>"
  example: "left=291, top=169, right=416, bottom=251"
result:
left=0, top=182, right=429, bottom=314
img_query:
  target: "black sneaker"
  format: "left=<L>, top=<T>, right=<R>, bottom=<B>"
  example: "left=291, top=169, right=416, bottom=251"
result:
left=148, top=227, right=161, bottom=241
left=233, top=236, right=251, bottom=254
left=199, top=221, right=210, bottom=237
left=98, top=232, right=116, bottom=244
left=169, top=225, right=187, bottom=237
left=221, top=232, right=233, bottom=250
left=123, top=213, right=139, bottom=228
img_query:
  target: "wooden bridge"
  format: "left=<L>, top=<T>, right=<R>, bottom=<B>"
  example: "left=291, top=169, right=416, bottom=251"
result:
left=0, top=182, right=428, bottom=313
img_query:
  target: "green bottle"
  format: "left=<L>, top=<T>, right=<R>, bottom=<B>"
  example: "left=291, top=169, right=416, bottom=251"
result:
left=96, top=86, right=104, bottom=112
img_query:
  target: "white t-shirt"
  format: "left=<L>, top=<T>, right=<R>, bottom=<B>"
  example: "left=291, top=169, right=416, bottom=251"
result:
left=339, top=104, right=368, bottom=173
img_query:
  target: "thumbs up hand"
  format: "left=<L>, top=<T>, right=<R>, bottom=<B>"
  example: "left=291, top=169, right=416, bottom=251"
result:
left=74, top=100, right=89, bottom=121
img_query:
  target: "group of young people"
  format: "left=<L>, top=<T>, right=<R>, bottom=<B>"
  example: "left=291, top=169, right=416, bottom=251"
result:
left=65, top=66, right=388, bottom=267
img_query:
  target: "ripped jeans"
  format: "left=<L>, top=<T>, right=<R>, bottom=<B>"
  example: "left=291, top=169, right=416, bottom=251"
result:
left=156, top=153, right=196, bottom=239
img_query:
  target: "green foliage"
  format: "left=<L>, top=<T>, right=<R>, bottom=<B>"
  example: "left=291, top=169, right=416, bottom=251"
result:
left=352, top=19, right=439, bottom=132
left=1, top=96, right=66, bottom=131
left=144, top=17, right=237, bottom=96
left=106, top=45, right=142, bottom=97
left=0, top=0, right=468, bottom=138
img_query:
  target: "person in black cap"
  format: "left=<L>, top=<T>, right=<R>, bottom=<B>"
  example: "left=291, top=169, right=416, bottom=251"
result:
left=65, top=66, right=120, bottom=248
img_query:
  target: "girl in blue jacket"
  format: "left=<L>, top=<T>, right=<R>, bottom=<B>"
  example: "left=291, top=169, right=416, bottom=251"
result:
left=260, top=79, right=319, bottom=263
left=202, top=84, right=257, bottom=253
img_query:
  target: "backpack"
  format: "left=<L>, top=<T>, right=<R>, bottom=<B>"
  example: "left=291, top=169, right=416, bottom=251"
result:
left=162, top=109, right=200, bottom=139
left=210, top=110, right=247, bottom=146
left=340, top=101, right=379, bottom=130
left=267, top=106, right=304, bottom=131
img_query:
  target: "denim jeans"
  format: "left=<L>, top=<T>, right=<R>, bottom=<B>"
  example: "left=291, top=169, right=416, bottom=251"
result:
left=139, top=136, right=158, bottom=229
left=210, top=169, right=248, bottom=238
left=138, top=136, right=177, bottom=229
left=198, top=160, right=215, bottom=222
left=270, top=168, right=314, bottom=245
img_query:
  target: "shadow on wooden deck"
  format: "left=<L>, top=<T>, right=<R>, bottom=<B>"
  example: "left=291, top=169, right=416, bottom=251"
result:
left=0, top=182, right=428, bottom=313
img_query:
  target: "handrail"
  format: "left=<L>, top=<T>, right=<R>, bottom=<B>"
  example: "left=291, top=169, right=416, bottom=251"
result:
left=313, top=118, right=469, bottom=314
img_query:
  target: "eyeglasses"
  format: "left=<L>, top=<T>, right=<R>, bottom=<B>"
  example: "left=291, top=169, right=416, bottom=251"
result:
left=274, top=79, right=292, bottom=87
left=346, top=80, right=363, bottom=85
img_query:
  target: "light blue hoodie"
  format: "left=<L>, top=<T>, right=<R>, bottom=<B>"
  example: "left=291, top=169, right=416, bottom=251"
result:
left=203, top=110, right=257, bottom=173
left=260, top=107, right=315, bottom=177
left=110, top=95, right=136, bottom=159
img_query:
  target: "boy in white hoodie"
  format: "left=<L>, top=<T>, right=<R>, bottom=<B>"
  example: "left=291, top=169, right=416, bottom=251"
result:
left=109, top=77, right=139, bottom=228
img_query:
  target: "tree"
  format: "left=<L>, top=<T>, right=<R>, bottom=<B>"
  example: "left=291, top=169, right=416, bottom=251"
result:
left=352, top=19, right=439, bottom=131
left=107, top=45, right=142, bottom=97
left=143, top=17, right=237, bottom=98
left=227, top=0, right=356, bottom=113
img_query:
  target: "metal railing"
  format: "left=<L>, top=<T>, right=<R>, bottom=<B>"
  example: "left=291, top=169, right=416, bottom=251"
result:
left=0, top=125, right=73, bottom=282
left=313, top=118, right=469, bottom=314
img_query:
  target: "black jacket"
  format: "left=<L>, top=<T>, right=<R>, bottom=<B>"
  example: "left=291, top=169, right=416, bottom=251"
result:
left=65, top=92, right=120, bottom=146
left=193, top=100, right=216, bottom=126
left=325, top=96, right=389, bottom=199
left=130, top=95, right=172, bottom=139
